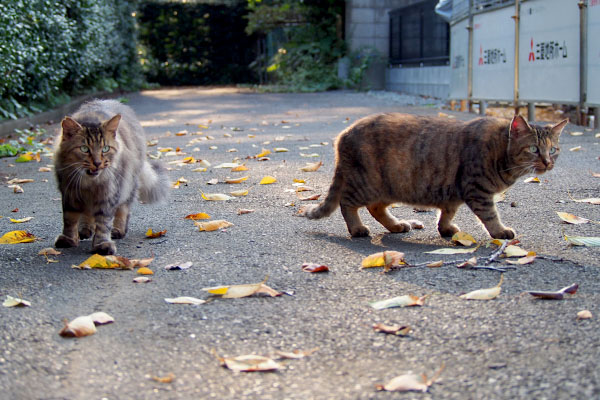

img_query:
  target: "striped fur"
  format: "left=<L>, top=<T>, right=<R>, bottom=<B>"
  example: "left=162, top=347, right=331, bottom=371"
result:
left=303, top=113, right=567, bottom=238
left=54, top=100, right=169, bottom=255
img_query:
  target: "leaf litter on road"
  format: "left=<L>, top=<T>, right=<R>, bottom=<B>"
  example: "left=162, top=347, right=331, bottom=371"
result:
left=203, top=277, right=281, bottom=298
left=372, top=323, right=412, bottom=336
left=376, top=363, right=444, bottom=392
left=527, top=283, right=578, bottom=300
left=3, top=295, right=31, bottom=307
left=459, top=275, right=503, bottom=300
left=59, top=312, right=114, bottom=338
left=0, top=230, right=36, bottom=244
left=369, top=295, right=428, bottom=310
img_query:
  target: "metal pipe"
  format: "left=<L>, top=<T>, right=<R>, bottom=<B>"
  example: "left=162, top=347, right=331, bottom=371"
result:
left=513, top=0, right=520, bottom=115
left=579, top=1, right=588, bottom=125
left=467, top=0, right=473, bottom=113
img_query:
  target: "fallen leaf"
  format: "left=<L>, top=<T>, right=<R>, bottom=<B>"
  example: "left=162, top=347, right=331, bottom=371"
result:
left=457, top=257, right=478, bottom=269
left=298, top=194, right=321, bottom=201
left=361, top=251, right=405, bottom=269
left=372, top=323, right=412, bottom=336
left=425, top=247, right=478, bottom=255
left=151, top=373, right=175, bottom=383
left=220, top=354, right=281, bottom=372
left=225, top=176, right=248, bottom=184
left=556, top=212, right=590, bottom=224
left=452, top=232, right=477, bottom=247
left=130, top=257, right=154, bottom=268
left=145, top=228, right=167, bottom=239
left=38, top=248, right=61, bottom=256
left=274, top=348, right=319, bottom=359
left=565, top=235, right=600, bottom=246
left=7, top=178, right=34, bottom=184
left=164, top=261, right=193, bottom=270
left=3, top=295, right=31, bottom=307
left=524, top=176, right=540, bottom=183
left=89, top=312, right=115, bottom=325
left=137, top=267, right=154, bottom=275
left=231, top=165, right=249, bottom=172
left=568, top=192, right=600, bottom=204
left=273, top=147, right=289, bottom=152
left=569, top=146, right=582, bottom=152
left=164, top=297, right=206, bottom=305
left=459, top=275, right=503, bottom=300
left=200, top=191, right=233, bottom=201
left=505, top=251, right=537, bottom=265
left=184, top=212, right=211, bottom=220
left=206, top=178, right=219, bottom=185
left=72, top=254, right=132, bottom=270
left=59, top=316, right=96, bottom=337
left=255, top=148, right=271, bottom=158
left=369, top=295, right=428, bottom=310
left=10, top=185, right=24, bottom=193
left=301, top=263, right=329, bottom=273
left=569, top=131, right=584, bottom=136
left=0, top=230, right=36, bottom=244
left=426, top=260, right=443, bottom=268
left=259, top=176, right=277, bottom=185
left=527, top=283, right=578, bottom=300
left=300, top=153, right=320, bottom=158
left=577, top=310, right=592, bottom=320
left=133, top=277, right=152, bottom=283
left=214, top=163, right=240, bottom=169
left=9, top=217, right=33, bottom=223
left=503, top=245, right=528, bottom=257
left=195, top=220, right=233, bottom=232
left=203, top=277, right=280, bottom=298
left=230, top=189, right=249, bottom=197
left=237, top=208, right=254, bottom=215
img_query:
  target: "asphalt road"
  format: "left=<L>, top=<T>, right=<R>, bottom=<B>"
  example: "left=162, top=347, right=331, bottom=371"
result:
left=1, top=88, right=599, bottom=400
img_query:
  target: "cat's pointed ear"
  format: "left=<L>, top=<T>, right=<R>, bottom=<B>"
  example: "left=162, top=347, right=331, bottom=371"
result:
left=61, top=117, right=83, bottom=140
left=551, top=119, right=568, bottom=138
left=509, top=115, right=532, bottom=138
left=103, top=114, right=121, bottom=139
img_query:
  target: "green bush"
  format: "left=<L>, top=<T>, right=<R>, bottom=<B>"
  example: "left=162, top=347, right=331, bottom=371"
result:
left=0, top=0, right=143, bottom=121
left=137, top=1, right=256, bottom=86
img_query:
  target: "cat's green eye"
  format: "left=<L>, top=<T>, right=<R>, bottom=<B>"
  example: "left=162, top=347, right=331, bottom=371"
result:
left=529, top=145, right=539, bottom=153
left=102, top=145, right=110, bottom=153
left=80, top=145, right=90, bottom=153
left=549, top=146, right=557, bottom=154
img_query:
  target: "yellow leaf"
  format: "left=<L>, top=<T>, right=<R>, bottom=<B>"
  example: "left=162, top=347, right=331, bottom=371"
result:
left=300, top=161, right=323, bottom=172
left=225, top=176, right=248, bottom=184
left=451, top=232, right=476, bottom=247
left=231, top=165, right=249, bottom=172
left=361, top=251, right=405, bottom=268
left=504, top=245, right=528, bottom=257
left=505, top=252, right=537, bottom=265
left=184, top=213, right=211, bottom=220
left=300, top=153, right=320, bottom=158
left=146, top=228, right=167, bottom=238
left=195, top=220, right=233, bottom=232
left=273, top=147, right=289, bottom=152
left=203, top=277, right=278, bottom=299
left=158, top=147, right=173, bottom=153
left=259, top=176, right=277, bottom=185
left=569, top=146, right=582, bottom=152
left=556, top=212, right=589, bottom=224
left=293, top=178, right=306, bottom=183
left=200, top=191, right=233, bottom=201
left=524, top=177, right=540, bottom=183
left=369, top=295, right=428, bottom=309
left=9, top=217, right=33, bottom=223
left=256, top=148, right=271, bottom=158
left=73, top=254, right=130, bottom=270
left=137, top=267, right=154, bottom=275
left=0, top=230, right=36, bottom=244
left=230, top=189, right=249, bottom=197
left=460, top=275, right=503, bottom=300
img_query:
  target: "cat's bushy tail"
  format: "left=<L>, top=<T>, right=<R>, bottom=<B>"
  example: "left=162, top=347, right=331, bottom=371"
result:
left=303, top=168, right=344, bottom=219
left=139, top=160, right=169, bottom=204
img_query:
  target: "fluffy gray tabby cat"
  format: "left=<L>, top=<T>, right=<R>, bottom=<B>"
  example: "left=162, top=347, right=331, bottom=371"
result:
left=54, top=99, right=169, bottom=255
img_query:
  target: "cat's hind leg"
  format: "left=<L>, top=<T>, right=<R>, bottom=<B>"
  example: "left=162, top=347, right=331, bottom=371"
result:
left=78, top=214, right=95, bottom=240
left=111, top=204, right=130, bottom=239
left=437, top=204, right=461, bottom=237
left=340, top=205, right=370, bottom=237
left=55, top=211, right=80, bottom=248
left=367, top=203, right=423, bottom=233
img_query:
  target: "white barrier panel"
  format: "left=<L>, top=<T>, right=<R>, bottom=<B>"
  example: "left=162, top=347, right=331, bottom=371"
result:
left=519, top=0, right=580, bottom=103
left=472, top=6, right=515, bottom=101
left=587, top=1, right=600, bottom=106
left=449, top=19, right=469, bottom=99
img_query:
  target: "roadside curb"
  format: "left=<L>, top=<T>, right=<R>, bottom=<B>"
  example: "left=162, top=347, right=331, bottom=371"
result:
left=0, top=91, right=116, bottom=138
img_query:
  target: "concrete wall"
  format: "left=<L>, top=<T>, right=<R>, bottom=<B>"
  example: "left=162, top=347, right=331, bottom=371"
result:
left=386, top=65, right=450, bottom=99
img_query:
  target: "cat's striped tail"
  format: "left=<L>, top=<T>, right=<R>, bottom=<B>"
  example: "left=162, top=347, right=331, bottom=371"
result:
left=139, top=160, right=170, bottom=204
left=303, top=168, right=344, bottom=219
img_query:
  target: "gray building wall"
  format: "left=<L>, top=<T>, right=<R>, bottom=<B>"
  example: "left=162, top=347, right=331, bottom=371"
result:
left=345, top=0, right=450, bottom=98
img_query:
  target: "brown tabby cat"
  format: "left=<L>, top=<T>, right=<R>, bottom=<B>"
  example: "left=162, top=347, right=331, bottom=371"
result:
left=54, top=99, right=169, bottom=255
left=302, top=113, right=567, bottom=239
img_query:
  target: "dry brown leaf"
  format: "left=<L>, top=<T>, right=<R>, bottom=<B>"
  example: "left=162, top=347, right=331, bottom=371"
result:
left=59, top=316, right=97, bottom=337
left=369, top=295, right=427, bottom=310
left=151, top=373, right=175, bottom=383
left=7, top=178, right=34, bottom=184
left=301, top=263, right=329, bottom=273
left=184, top=212, right=211, bottom=220
left=3, top=295, right=31, bottom=307
left=237, top=208, right=255, bottom=215
left=376, top=364, right=444, bottom=392
left=426, top=260, right=443, bottom=268
left=299, top=161, right=323, bottom=172
left=577, top=310, right=592, bottom=320
left=274, top=348, right=319, bottom=359
left=145, top=228, right=166, bottom=239
left=38, top=248, right=61, bottom=256
left=372, top=323, right=412, bottom=336
left=451, top=232, right=477, bottom=247
left=556, top=212, right=590, bottom=224
left=220, top=354, right=281, bottom=372
left=459, top=275, right=503, bottom=300
left=527, top=283, right=578, bottom=300
left=195, top=220, right=233, bottom=232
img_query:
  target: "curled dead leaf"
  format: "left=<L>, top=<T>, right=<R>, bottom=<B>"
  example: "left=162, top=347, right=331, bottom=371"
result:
left=451, top=232, right=477, bottom=247
left=164, top=297, right=206, bottom=305
left=237, top=208, right=255, bottom=215
left=459, top=275, right=503, bottom=300
left=299, top=161, right=323, bottom=172
left=577, top=310, right=592, bottom=320
left=184, top=212, right=211, bottom=220
left=369, top=295, right=428, bottom=310
left=372, top=323, right=412, bottom=336
left=220, top=354, right=281, bottom=372
left=145, top=228, right=166, bottom=239
left=151, top=373, right=175, bottom=383
left=274, top=348, right=318, bottom=359
left=3, top=295, right=31, bottom=307
left=527, top=283, right=578, bottom=300
left=195, top=220, right=233, bottom=232
left=301, top=263, right=329, bottom=273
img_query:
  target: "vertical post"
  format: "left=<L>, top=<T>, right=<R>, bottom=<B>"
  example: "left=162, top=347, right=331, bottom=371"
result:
left=528, top=102, right=535, bottom=121
left=513, top=0, right=520, bottom=115
left=467, top=0, right=473, bottom=113
left=578, top=1, right=588, bottom=125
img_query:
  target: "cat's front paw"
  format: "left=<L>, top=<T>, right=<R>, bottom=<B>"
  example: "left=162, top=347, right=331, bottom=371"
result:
left=350, top=225, right=370, bottom=237
left=92, top=240, right=116, bottom=255
left=438, top=224, right=460, bottom=237
left=79, top=226, right=94, bottom=240
left=491, top=227, right=515, bottom=240
left=55, top=234, right=78, bottom=248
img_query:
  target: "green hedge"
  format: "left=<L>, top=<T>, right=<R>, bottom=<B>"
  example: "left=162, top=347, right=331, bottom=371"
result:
left=0, top=0, right=142, bottom=121
left=137, top=1, right=256, bottom=86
